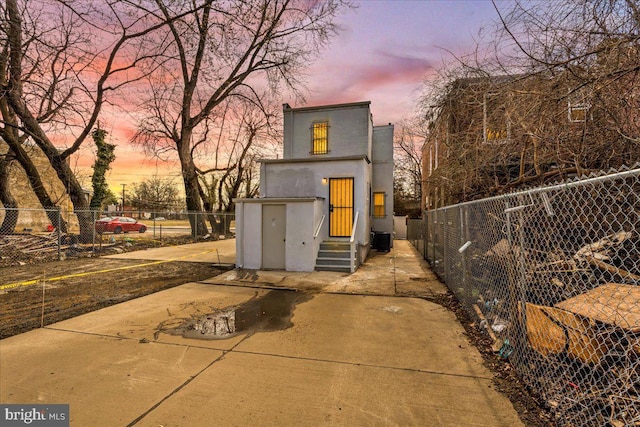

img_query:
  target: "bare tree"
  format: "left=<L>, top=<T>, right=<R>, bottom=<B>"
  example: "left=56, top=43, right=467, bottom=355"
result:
left=0, top=4, right=62, bottom=230
left=394, top=116, right=425, bottom=202
left=494, top=0, right=640, bottom=146
left=131, top=0, right=351, bottom=236
left=187, top=96, right=279, bottom=236
left=210, top=96, right=279, bottom=213
left=420, top=0, right=640, bottom=207
left=0, top=149, right=18, bottom=233
left=1, top=0, right=179, bottom=240
left=130, top=176, right=182, bottom=213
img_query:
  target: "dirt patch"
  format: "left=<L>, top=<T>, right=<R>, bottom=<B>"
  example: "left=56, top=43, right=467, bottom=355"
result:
left=426, top=291, right=555, bottom=427
left=0, top=258, right=221, bottom=339
left=0, top=233, right=218, bottom=268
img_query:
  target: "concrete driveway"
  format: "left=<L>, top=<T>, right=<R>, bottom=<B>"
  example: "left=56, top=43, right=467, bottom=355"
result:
left=0, top=241, right=523, bottom=426
left=105, top=238, right=236, bottom=265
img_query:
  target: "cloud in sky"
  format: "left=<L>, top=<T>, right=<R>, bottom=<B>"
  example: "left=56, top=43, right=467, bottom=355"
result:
left=318, top=51, right=435, bottom=92
left=73, top=1, right=500, bottom=188
left=305, top=50, right=436, bottom=122
left=300, top=0, right=498, bottom=123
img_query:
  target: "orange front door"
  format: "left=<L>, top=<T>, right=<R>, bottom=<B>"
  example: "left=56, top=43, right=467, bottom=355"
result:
left=329, top=178, right=354, bottom=237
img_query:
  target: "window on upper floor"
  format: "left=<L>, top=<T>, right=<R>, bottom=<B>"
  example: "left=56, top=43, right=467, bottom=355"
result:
left=373, top=192, right=385, bottom=218
left=311, top=121, right=329, bottom=154
left=568, top=101, right=590, bottom=122
left=483, top=93, right=510, bottom=143
left=568, top=87, right=591, bottom=123
left=426, top=142, right=439, bottom=177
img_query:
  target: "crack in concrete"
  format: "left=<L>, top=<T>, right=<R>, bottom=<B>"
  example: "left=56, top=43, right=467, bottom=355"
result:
left=230, top=349, right=495, bottom=381
left=42, top=327, right=492, bottom=382
left=126, top=332, right=255, bottom=426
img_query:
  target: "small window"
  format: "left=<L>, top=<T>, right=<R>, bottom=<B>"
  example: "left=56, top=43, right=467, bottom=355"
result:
left=428, top=145, right=434, bottom=176
left=483, top=93, right=509, bottom=143
left=311, top=121, right=329, bottom=154
left=373, top=192, right=385, bottom=218
left=567, top=87, right=591, bottom=123
left=568, top=102, right=589, bottom=122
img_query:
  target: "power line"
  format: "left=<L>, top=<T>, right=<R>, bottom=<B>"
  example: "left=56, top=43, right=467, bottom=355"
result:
left=106, top=172, right=183, bottom=177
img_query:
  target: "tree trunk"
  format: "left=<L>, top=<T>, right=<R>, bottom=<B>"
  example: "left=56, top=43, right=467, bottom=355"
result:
left=178, top=137, right=208, bottom=237
left=44, top=148, right=92, bottom=239
left=0, top=106, right=63, bottom=231
left=89, top=127, right=115, bottom=211
left=197, top=179, right=221, bottom=239
left=6, top=0, right=83, bottom=236
left=4, top=140, right=67, bottom=233
left=4, top=86, right=89, bottom=238
left=0, top=151, right=18, bottom=234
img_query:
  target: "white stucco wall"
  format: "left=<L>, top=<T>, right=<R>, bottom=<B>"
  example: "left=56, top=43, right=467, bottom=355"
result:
left=371, top=124, right=394, bottom=239
left=235, top=198, right=322, bottom=272
left=285, top=202, right=315, bottom=271
left=283, top=102, right=372, bottom=160
left=235, top=201, right=262, bottom=270
left=260, top=158, right=371, bottom=246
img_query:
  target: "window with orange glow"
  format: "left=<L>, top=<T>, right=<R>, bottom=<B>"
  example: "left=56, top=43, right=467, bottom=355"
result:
left=568, top=88, right=590, bottom=123
left=483, top=93, right=509, bottom=143
left=312, top=122, right=329, bottom=154
left=568, top=102, right=589, bottom=122
left=373, top=192, right=385, bottom=218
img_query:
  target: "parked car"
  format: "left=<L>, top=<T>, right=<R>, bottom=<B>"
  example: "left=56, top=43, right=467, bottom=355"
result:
left=95, top=216, right=147, bottom=234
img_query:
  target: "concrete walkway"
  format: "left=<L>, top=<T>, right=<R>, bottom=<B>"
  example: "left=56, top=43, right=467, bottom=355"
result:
left=0, top=240, right=523, bottom=426
left=105, top=238, right=236, bottom=265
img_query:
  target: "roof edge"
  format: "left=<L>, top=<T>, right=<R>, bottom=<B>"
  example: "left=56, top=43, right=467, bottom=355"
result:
left=259, top=155, right=370, bottom=165
left=283, top=101, right=371, bottom=113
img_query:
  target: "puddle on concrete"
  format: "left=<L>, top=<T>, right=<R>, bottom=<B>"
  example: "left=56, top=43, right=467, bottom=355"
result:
left=163, top=290, right=313, bottom=340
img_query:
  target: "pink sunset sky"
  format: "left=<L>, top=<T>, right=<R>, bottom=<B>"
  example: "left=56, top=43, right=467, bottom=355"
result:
left=70, top=0, right=500, bottom=192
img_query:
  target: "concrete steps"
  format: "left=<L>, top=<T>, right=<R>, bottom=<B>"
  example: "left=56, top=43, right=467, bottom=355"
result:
left=315, top=241, right=353, bottom=273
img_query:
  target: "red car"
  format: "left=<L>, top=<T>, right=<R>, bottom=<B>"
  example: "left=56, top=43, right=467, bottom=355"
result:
left=95, top=216, right=147, bottom=234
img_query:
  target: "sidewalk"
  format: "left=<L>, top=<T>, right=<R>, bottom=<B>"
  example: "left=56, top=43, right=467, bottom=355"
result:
left=0, top=240, right=523, bottom=426
left=104, top=238, right=236, bottom=265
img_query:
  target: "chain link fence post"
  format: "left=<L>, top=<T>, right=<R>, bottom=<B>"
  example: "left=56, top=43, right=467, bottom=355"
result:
left=56, top=207, right=62, bottom=261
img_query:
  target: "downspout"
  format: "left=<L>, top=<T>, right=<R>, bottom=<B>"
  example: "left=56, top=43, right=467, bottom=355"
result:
left=235, top=201, right=243, bottom=268
left=260, top=162, right=267, bottom=197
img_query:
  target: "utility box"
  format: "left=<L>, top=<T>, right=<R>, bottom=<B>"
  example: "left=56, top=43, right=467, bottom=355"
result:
left=375, top=231, right=391, bottom=252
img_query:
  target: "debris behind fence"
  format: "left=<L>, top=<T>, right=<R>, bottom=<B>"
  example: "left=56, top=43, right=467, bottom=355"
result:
left=409, top=166, right=640, bottom=427
left=0, top=209, right=235, bottom=268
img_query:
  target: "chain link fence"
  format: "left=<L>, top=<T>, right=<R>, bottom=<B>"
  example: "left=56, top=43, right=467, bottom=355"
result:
left=0, top=209, right=235, bottom=268
left=409, top=166, right=640, bottom=426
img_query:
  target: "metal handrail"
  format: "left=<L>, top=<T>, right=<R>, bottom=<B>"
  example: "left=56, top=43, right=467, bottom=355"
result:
left=314, top=214, right=325, bottom=239
left=350, top=211, right=359, bottom=243
left=349, top=211, right=360, bottom=272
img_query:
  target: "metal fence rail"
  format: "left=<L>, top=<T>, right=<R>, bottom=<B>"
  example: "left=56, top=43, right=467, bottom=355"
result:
left=0, top=209, right=235, bottom=268
left=409, top=166, right=640, bottom=426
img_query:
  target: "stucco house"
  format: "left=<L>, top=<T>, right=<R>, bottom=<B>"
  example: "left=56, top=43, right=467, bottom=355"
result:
left=235, top=101, right=394, bottom=273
